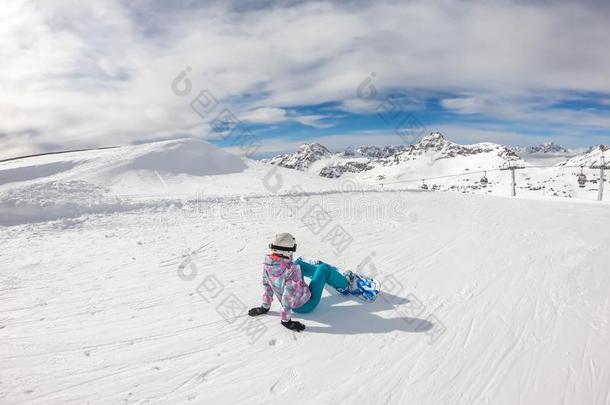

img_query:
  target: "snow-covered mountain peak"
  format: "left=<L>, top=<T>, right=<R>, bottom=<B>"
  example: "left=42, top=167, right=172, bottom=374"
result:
left=414, top=132, right=450, bottom=150
left=266, top=142, right=331, bottom=170
left=526, top=142, right=568, bottom=154
left=399, top=132, right=519, bottom=162
left=296, top=142, right=331, bottom=157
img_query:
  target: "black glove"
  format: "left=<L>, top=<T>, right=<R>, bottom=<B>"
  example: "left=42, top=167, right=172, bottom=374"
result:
left=281, top=319, right=306, bottom=332
left=248, top=306, right=270, bottom=316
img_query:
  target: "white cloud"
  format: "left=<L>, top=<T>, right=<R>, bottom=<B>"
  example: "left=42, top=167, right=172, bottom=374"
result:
left=440, top=95, right=610, bottom=128
left=240, top=107, right=332, bottom=128
left=292, top=115, right=333, bottom=128
left=441, top=97, right=491, bottom=115
left=240, top=107, right=288, bottom=124
left=1, top=0, right=610, bottom=159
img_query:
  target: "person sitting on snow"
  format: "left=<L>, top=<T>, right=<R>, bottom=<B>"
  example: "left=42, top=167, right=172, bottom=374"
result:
left=247, top=232, right=379, bottom=332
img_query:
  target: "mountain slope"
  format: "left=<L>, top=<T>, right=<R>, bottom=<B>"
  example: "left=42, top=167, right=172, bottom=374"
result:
left=0, top=138, right=340, bottom=226
left=558, top=145, right=608, bottom=168
left=264, top=134, right=610, bottom=200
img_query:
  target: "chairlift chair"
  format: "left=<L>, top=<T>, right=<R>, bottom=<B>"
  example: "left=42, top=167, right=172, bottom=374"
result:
left=480, top=171, right=489, bottom=187
left=577, top=167, right=587, bottom=188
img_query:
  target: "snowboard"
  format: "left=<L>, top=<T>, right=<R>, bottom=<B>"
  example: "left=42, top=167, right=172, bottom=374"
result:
left=343, top=271, right=381, bottom=302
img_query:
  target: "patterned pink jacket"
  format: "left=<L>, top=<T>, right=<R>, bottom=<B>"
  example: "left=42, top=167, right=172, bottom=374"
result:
left=261, top=254, right=311, bottom=321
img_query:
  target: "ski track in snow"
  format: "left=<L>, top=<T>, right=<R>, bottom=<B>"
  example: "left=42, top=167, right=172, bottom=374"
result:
left=1, top=191, right=610, bottom=404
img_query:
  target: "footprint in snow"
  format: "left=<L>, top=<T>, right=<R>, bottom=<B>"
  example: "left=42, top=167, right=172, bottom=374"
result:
left=268, top=338, right=282, bottom=346
left=270, top=368, right=300, bottom=395
left=198, top=365, right=221, bottom=383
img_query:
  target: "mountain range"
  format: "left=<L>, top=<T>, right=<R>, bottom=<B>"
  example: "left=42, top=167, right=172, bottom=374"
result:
left=264, top=133, right=591, bottom=178
left=264, top=132, right=609, bottom=198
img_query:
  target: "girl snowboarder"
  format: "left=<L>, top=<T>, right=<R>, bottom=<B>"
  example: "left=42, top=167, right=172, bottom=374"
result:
left=247, top=232, right=379, bottom=332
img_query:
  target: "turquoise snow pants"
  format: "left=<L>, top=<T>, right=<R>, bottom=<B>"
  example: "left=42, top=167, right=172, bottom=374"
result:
left=292, top=258, right=349, bottom=314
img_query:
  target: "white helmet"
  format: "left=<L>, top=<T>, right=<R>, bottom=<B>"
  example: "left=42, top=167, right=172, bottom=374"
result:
left=269, top=232, right=297, bottom=258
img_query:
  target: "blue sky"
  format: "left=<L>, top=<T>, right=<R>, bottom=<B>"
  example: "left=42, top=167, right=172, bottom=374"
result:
left=215, top=90, right=610, bottom=158
left=1, top=0, right=610, bottom=159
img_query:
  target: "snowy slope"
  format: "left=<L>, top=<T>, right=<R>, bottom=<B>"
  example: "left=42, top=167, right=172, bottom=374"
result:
left=0, top=138, right=338, bottom=198
left=0, top=139, right=341, bottom=226
left=1, top=190, right=609, bottom=405
left=1, top=138, right=609, bottom=405
left=559, top=145, right=609, bottom=168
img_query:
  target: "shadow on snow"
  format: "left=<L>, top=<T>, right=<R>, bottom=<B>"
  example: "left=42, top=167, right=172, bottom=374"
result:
left=293, top=291, right=433, bottom=335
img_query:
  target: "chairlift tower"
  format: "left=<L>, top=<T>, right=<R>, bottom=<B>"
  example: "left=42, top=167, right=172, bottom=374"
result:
left=500, top=162, right=525, bottom=197
left=591, top=154, right=609, bottom=201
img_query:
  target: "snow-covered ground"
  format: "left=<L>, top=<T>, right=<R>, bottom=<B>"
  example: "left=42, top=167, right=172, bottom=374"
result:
left=1, top=140, right=609, bottom=404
